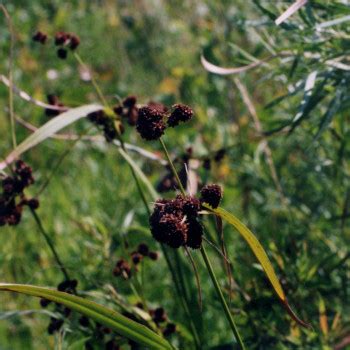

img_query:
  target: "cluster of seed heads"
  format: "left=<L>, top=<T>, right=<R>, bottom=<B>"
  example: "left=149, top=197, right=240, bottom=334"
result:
left=32, top=30, right=80, bottom=59
left=150, top=195, right=203, bottom=249
left=40, top=279, right=78, bottom=334
left=32, top=31, right=47, bottom=44
left=136, top=103, right=194, bottom=141
left=88, top=109, right=123, bottom=142
left=0, top=160, right=39, bottom=226
left=150, top=185, right=223, bottom=249
left=134, top=304, right=177, bottom=338
left=113, top=243, right=158, bottom=279
left=150, top=307, right=176, bottom=337
left=113, top=95, right=139, bottom=126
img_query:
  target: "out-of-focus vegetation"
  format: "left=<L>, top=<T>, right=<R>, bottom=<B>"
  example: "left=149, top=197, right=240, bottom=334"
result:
left=0, top=1, right=349, bottom=349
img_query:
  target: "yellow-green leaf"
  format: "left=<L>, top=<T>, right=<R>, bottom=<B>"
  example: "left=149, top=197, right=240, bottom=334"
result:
left=204, top=205, right=310, bottom=328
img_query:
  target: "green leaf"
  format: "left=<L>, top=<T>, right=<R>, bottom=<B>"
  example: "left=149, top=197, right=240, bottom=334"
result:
left=0, top=104, right=102, bottom=171
left=0, top=283, right=172, bottom=350
left=204, top=205, right=310, bottom=328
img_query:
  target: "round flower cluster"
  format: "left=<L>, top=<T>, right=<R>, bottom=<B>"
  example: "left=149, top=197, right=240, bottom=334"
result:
left=148, top=307, right=176, bottom=337
left=136, top=106, right=166, bottom=141
left=32, top=31, right=47, bottom=44
left=32, top=30, right=80, bottom=59
left=167, top=104, right=194, bottom=127
left=114, top=95, right=139, bottom=126
left=88, top=109, right=123, bottom=142
left=55, top=31, right=80, bottom=59
left=200, top=184, right=223, bottom=209
left=149, top=195, right=203, bottom=249
left=136, top=103, right=194, bottom=141
left=113, top=243, right=159, bottom=279
left=0, top=160, right=38, bottom=226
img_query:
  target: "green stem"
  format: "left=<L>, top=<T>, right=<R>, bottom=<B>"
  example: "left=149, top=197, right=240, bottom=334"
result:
left=73, top=55, right=199, bottom=346
left=200, top=245, right=245, bottom=350
left=30, top=209, right=70, bottom=282
left=159, top=138, right=186, bottom=196
left=168, top=249, right=201, bottom=349
left=74, top=52, right=109, bottom=109
left=1, top=5, right=16, bottom=149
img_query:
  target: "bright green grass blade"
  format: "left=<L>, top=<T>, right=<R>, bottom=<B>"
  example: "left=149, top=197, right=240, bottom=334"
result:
left=0, top=104, right=102, bottom=170
left=204, top=205, right=310, bottom=328
left=0, top=283, right=172, bottom=350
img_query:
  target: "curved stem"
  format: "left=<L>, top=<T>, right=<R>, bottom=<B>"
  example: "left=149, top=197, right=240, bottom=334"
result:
left=200, top=245, right=245, bottom=350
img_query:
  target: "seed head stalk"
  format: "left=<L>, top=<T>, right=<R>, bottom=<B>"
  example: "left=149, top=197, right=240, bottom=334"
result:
left=73, top=55, right=201, bottom=347
left=159, top=136, right=245, bottom=349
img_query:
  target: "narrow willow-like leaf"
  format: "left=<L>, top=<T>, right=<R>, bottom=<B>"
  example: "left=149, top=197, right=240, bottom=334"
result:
left=204, top=205, right=310, bottom=328
left=201, top=54, right=279, bottom=76
left=206, top=206, right=286, bottom=301
left=0, top=104, right=102, bottom=170
left=275, top=0, right=308, bottom=25
left=0, top=284, right=172, bottom=350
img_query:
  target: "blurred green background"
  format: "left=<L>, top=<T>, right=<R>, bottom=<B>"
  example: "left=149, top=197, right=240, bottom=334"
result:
left=0, top=0, right=349, bottom=349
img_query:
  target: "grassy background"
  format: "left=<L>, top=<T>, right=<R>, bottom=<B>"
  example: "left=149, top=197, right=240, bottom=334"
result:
left=0, top=1, right=349, bottom=349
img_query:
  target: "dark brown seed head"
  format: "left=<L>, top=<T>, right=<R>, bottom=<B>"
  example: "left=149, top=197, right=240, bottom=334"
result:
left=147, top=101, right=168, bottom=114
left=200, top=184, right=223, bottom=209
left=136, top=106, right=166, bottom=141
left=137, top=243, right=149, bottom=256
left=2, top=177, right=16, bottom=195
left=131, top=252, right=143, bottom=265
left=167, top=104, right=193, bottom=127
left=40, top=298, right=51, bottom=308
left=123, top=95, right=137, bottom=108
left=175, top=195, right=200, bottom=217
left=159, top=214, right=188, bottom=248
left=57, top=48, right=68, bottom=59
left=152, top=307, right=167, bottom=324
left=163, top=323, right=177, bottom=336
left=214, top=148, right=226, bottom=162
left=69, top=35, right=80, bottom=50
left=113, top=105, right=123, bottom=115
left=79, top=316, right=90, bottom=327
left=32, top=31, right=47, bottom=44
left=27, top=198, right=40, bottom=210
left=148, top=251, right=159, bottom=260
left=186, top=218, right=203, bottom=249
left=55, top=32, right=68, bottom=46
left=113, top=259, right=131, bottom=278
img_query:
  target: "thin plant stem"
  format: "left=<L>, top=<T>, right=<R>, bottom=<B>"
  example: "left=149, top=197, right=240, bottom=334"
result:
left=171, top=249, right=201, bottom=349
left=30, top=209, right=70, bottom=282
left=74, top=52, right=109, bottom=109
left=1, top=5, right=16, bottom=149
left=159, top=138, right=186, bottom=196
left=184, top=246, right=202, bottom=310
left=75, top=53, right=152, bottom=214
left=35, top=126, right=94, bottom=197
left=74, top=55, right=200, bottom=346
left=200, top=245, right=245, bottom=350
left=160, top=142, right=243, bottom=348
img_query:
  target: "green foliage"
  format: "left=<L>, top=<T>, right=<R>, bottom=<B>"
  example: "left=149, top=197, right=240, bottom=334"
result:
left=0, top=1, right=349, bottom=349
